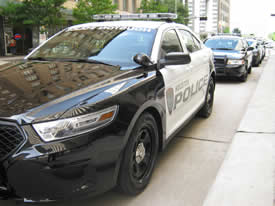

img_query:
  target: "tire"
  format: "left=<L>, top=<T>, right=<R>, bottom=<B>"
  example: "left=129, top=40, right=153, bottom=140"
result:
left=198, top=77, right=215, bottom=118
left=240, top=67, right=248, bottom=82
left=118, top=113, right=159, bottom=195
left=248, top=65, right=252, bottom=74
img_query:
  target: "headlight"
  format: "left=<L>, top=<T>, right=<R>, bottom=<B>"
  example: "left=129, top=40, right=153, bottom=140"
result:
left=227, top=59, right=244, bottom=65
left=33, top=105, right=118, bottom=142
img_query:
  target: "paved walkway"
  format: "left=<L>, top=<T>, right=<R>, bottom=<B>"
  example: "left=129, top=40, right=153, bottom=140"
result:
left=0, top=55, right=25, bottom=62
left=203, top=51, right=275, bottom=206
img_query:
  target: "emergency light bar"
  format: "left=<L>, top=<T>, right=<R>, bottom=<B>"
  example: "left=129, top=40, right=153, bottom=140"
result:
left=93, top=13, right=178, bottom=21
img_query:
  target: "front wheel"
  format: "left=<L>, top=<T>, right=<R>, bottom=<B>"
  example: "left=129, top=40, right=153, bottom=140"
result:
left=118, top=113, right=159, bottom=195
left=248, top=65, right=252, bottom=74
left=198, top=77, right=215, bottom=118
left=240, top=66, right=248, bottom=82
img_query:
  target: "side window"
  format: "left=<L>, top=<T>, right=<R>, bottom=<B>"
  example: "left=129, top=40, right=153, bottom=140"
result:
left=193, top=36, right=202, bottom=50
left=179, top=30, right=201, bottom=53
left=235, top=40, right=243, bottom=51
left=159, top=30, right=183, bottom=59
left=243, top=40, right=249, bottom=49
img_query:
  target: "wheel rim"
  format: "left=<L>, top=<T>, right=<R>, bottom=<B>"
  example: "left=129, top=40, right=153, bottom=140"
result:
left=131, top=127, right=153, bottom=183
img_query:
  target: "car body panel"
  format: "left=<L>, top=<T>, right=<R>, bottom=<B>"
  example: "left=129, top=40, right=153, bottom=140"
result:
left=0, top=20, right=215, bottom=201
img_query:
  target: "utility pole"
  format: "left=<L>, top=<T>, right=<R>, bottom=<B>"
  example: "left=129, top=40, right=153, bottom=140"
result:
left=175, top=0, right=178, bottom=14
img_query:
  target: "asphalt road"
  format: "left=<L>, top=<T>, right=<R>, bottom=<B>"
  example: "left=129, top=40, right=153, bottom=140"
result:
left=1, top=55, right=267, bottom=206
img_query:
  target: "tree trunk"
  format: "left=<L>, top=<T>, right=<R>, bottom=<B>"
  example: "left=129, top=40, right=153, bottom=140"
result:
left=0, top=16, right=5, bottom=56
left=32, top=25, right=40, bottom=48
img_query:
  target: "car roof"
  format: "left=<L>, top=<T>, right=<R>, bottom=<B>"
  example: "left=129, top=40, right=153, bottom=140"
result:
left=68, top=20, right=167, bottom=30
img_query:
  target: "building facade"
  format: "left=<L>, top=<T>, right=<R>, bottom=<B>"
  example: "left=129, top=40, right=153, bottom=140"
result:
left=184, top=0, right=230, bottom=34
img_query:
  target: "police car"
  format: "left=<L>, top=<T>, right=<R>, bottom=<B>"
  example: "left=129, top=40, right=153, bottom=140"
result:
left=0, top=13, right=215, bottom=202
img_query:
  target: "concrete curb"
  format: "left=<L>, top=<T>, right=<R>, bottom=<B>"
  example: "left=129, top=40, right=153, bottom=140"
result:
left=203, top=52, right=275, bottom=206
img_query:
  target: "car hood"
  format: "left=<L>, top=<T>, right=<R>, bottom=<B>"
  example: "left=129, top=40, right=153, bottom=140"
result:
left=0, top=60, right=142, bottom=125
left=212, top=50, right=244, bottom=59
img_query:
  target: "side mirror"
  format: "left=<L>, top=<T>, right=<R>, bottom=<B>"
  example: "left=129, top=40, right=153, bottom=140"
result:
left=161, top=52, right=191, bottom=67
left=247, top=47, right=254, bottom=51
left=133, top=53, right=153, bottom=67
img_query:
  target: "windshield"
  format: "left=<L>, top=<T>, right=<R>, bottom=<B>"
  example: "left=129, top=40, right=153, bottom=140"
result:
left=247, top=40, right=256, bottom=46
left=205, top=38, right=240, bottom=50
left=29, top=26, right=157, bottom=67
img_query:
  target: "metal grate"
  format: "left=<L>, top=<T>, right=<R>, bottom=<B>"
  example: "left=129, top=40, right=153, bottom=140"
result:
left=0, top=124, right=24, bottom=160
left=214, top=58, right=225, bottom=65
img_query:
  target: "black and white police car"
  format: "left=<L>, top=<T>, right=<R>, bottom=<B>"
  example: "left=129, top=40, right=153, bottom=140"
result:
left=0, top=13, right=215, bottom=202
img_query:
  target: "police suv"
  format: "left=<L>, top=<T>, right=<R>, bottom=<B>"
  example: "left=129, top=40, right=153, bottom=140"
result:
left=0, top=13, right=215, bottom=202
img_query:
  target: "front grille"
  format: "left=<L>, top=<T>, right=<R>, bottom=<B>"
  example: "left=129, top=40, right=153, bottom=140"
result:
left=214, top=58, right=225, bottom=65
left=214, top=56, right=228, bottom=68
left=0, top=124, right=25, bottom=160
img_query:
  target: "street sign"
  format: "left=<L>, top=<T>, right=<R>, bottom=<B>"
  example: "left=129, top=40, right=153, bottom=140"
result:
left=14, top=34, right=22, bottom=40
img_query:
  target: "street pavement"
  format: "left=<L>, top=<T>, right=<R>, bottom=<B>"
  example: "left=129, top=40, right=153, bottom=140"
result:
left=0, top=51, right=272, bottom=205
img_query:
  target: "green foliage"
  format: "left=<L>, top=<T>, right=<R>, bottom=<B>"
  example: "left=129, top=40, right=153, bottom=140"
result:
left=272, top=32, right=275, bottom=41
left=73, top=0, right=117, bottom=24
left=138, top=0, right=168, bottom=13
left=0, top=0, right=66, bottom=29
left=223, top=27, right=230, bottom=33
left=174, top=2, right=189, bottom=25
left=0, top=2, right=26, bottom=26
left=139, top=0, right=189, bottom=25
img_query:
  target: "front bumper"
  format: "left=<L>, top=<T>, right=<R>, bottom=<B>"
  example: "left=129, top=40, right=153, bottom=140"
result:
left=0, top=121, right=126, bottom=202
left=215, top=64, right=246, bottom=77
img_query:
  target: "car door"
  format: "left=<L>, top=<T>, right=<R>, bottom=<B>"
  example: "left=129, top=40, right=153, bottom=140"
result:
left=177, top=29, right=209, bottom=105
left=157, top=29, right=202, bottom=138
left=243, top=40, right=252, bottom=68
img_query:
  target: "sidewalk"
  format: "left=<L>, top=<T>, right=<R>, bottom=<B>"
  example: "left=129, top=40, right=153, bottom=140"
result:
left=0, top=55, right=25, bottom=61
left=203, top=52, right=275, bottom=206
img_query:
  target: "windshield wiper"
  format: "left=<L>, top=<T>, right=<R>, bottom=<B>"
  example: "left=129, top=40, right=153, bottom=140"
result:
left=65, top=58, right=116, bottom=67
left=214, top=48, right=233, bottom=50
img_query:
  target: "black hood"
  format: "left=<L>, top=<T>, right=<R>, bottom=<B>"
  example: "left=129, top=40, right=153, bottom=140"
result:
left=212, top=50, right=244, bottom=59
left=0, top=60, right=141, bottom=124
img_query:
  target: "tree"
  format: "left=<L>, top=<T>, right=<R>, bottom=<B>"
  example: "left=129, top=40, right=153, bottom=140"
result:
left=232, top=28, right=241, bottom=35
left=223, top=27, right=230, bottom=33
left=138, top=0, right=168, bottom=13
left=0, top=0, right=67, bottom=45
left=73, top=0, right=117, bottom=24
left=138, top=0, right=189, bottom=25
left=0, top=1, right=26, bottom=27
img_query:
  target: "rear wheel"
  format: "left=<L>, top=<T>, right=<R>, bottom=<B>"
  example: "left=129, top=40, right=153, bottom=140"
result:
left=118, top=113, right=159, bottom=195
left=198, top=77, right=215, bottom=118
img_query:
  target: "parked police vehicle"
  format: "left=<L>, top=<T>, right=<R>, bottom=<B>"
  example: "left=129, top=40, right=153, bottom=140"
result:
left=246, top=38, right=262, bottom=67
left=204, top=35, right=253, bottom=82
left=0, top=13, right=215, bottom=202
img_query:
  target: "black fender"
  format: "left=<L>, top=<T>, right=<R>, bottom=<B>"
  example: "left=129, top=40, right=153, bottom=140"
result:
left=113, top=100, right=166, bottom=183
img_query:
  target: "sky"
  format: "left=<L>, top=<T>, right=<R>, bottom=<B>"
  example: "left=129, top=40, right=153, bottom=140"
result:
left=230, top=0, right=275, bottom=37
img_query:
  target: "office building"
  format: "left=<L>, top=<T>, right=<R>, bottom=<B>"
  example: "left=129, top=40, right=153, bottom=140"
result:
left=184, top=0, right=230, bottom=34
